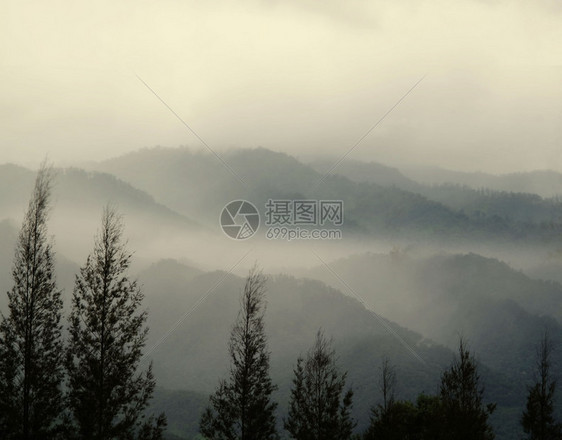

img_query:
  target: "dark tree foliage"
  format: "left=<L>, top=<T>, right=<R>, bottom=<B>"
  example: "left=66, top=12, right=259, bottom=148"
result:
left=364, top=394, right=447, bottom=440
left=200, top=267, right=278, bottom=440
left=364, top=358, right=404, bottom=440
left=0, top=165, right=64, bottom=439
left=415, top=394, right=446, bottom=440
left=284, top=330, right=355, bottom=440
left=364, top=358, right=419, bottom=440
left=364, top=400, right=418, bottom=440
left=65, top=207, right=166, bottom=440
left=521, top=332, right=562, bottom=440
left=440, top=338, right=496, bottom=440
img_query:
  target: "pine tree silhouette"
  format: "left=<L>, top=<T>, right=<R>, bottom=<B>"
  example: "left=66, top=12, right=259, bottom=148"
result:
left=0, top=164, right=64, bottom=439
left=65, top=206, right=165, bottom=439
left=200, top=266, right=278, bottom=440
left=440, top=338, right=495, bottom=440
left=284, top=330, right=355, bottom=440
left=521, top=331, right=562, bottom=440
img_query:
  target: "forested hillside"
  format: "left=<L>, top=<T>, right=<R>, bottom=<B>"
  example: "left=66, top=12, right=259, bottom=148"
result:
left=1, top=150, right=561, bottom=439
left=93, top=147, right=562, bottom=244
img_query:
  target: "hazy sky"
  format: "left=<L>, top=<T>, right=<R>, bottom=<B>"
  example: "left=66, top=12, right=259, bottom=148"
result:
left=1, top=0, right=561, bottom=173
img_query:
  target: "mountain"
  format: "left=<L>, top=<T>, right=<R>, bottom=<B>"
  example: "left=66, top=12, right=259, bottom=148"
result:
left=0, top=164, right=197, bottom=225
left=306, top=251, right=562, bottom=378
left=309, top=157, right=562, bottom=225
left=2, top=150, right=561, bottom=438
left=140, top=260, right=448, bottom=434
left=413, top=184, right=562, bottom=224
left=0, top=164, right=201, bottom=265
left=92, top=147, right=562, bottom=244
left=140, top=259, right=529, bottom=439
left=402, top=166, right=562, bottom=198
left=308, top=158, right=422, bottom=192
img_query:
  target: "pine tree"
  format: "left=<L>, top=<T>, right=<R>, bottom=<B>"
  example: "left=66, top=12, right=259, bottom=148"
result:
left=284, top=330, right=355, bottom=440
left=364, top=358, right=402, bottom=440
left=440, top=338, right=495, bottom=440
left=521, top=332, right=562, bottom=440
left=0, top=164, right=64, bottom=439
left=379, top=358, right=396, bottom=412
left=65, top=207, right=165, bottom=440
left=200, top=267, right=278, bottom=440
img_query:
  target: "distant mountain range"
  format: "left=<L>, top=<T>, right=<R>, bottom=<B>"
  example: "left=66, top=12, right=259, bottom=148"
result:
left=306, top=251, right=562, bottom=373
left=4, top=148, right=561, bottom=247
left=90, top=147, right=562, bottom=244
left=403, top=166, right=562, bottom=198
left=0, top=163, right=201, bottom=266
left=310, top=158, right=562, bottom=224
left=309, top=158, right=562, bottom=198
left=1, top=146, right=562, bottom=439
left=0, top=163, right=197, bottom=228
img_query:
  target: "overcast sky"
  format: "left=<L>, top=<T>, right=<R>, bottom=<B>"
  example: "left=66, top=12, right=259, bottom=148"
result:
left=1, top=0, right=561, bottom=173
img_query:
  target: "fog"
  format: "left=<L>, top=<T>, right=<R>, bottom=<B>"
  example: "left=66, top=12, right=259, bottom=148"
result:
left=2, top=0, right=561, bottom=173
left=2, top=2, right=562, bottom=438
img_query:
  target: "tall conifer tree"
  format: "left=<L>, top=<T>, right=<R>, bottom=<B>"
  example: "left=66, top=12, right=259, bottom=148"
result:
left=0, top=164, right=64, bottom=439
left=65, top=207, right=165, bottom=440
left=284, top=330, right=355, bottom=440
left=440, top=338, right=495, bottom=440
left=521, top=332, right=562, bottom=440
left=200, top=267, right=278, bottom=440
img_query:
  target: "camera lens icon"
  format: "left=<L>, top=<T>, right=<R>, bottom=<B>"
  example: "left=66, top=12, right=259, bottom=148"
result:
left=220, top=200, right=260, bottom=240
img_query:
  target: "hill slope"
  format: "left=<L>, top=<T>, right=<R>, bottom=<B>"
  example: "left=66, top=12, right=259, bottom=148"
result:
left=403, top=167, right=562, bottom=198
left=93, top=147, right=562, bottom=244
left=140, top=260, right=528, bottom=439
left=0, top=164, right=201, bottom=264
left=309, top=158, right=562, bottom=224
left=307, top=251, right=562, bottom=378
